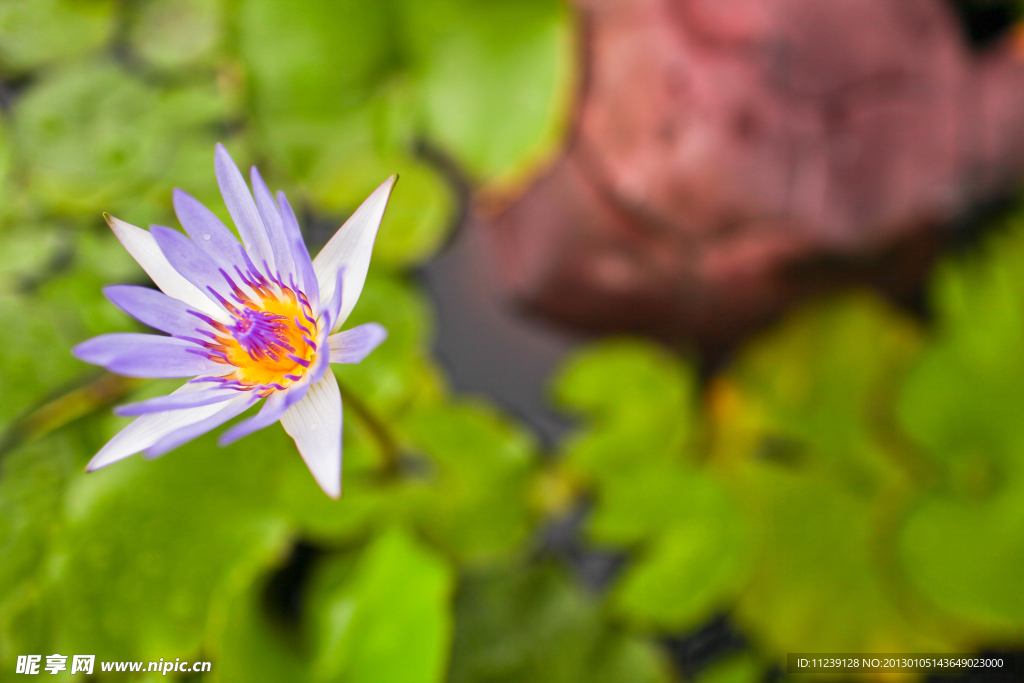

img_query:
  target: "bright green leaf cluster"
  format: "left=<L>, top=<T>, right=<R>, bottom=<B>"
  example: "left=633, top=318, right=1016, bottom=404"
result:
left=550, top=217, right=1024, bottom=678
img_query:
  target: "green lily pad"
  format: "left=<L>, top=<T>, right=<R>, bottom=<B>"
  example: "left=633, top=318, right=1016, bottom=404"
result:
left=897, top=216, right=1024, bottom=636
left=397, top=401, right=536, bottom=566
left=553, top=340, right=748, bottom=631
left=0, top=0, right=114, bottom=75
left=14, top=63, right=174, bottom=216
left=710, top=294, right=955, bottom=654
left=307, top=527, right=454, bottom=683
left=399, top=0, right=574, bottom=185
left=128, top=0, right=223, bottom=71
left=449, top=564, right=672, bottom=683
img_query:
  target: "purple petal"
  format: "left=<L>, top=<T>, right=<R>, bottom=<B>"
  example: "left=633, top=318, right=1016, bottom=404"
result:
left=73, top=333, right=224, bottom=378
left=150, top=225, right=236, bottom=306
left=145, top=393, right=259, bottom=458
left=328, top=323, right=387, bottom=364
left=218, top=380, right=310, bottom=446
left=105, top=213, right=226, bottom=321
left=104, top=284, right=207, bottom=337
left=214, top=143, right=274, bottom=270
left=322, top=267, right=345, bottom=330
left=86, top=382, right=234, bottom=471
left=250, top=166, right=295, bottom=281
left=114, top=385, right=241, bottom=417
left=277, top=191, right=319, bottom=311
left=173, top=188, right=247, bottom=267
left=276, top=191, right=303, bottom=246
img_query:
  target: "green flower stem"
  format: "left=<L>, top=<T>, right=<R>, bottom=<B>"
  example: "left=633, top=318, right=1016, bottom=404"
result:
left=0, top=372, right=140, bottom=458
left=336, top=378, right=402, bottom=479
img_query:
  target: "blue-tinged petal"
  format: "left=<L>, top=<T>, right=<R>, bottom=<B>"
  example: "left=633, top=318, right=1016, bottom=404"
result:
left=320, top=267, right=346, bottom=333
left=280, top=368, right=342, bottom=498
left=312, top=175, right=396, bottom=329
left=114, top=385, right=241, bottom=417
left=103, top=284, right=209, bottom=337
left=86, top=382, right=235, bottom=471
left=145, top=392, right=259, bottom=458
left=303, top=313, right=334, bottom=389
left=149, top=225, right=239, bottom=305
left=276, top=190, right=303, bottom=245
left=214, top=143, right=274, bottom=271
left=328, top=323, right=388, bottom=364
left=278, top=190, right=319, bottom=311
left=105, top=214, right=228, bottom=322
left=218, top=379, right=310, bottom=446
left=173, top=188, right=247, bottom=266
left=73, top=333, right=224, bottom=378
left=250, top=166, right=294, bottom=282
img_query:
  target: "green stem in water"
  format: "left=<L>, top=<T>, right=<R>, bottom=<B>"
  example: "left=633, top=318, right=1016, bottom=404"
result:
left=0, top=373, right=140, bottom=458
left=336, top=380, right=402, bottom=479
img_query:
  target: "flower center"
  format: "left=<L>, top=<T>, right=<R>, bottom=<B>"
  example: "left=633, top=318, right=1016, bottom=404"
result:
left=229, top=308, right=294, bottom=363
left=200, top=274, right=318, bottom=392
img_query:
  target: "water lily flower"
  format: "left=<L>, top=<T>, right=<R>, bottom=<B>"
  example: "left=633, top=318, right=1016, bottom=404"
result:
left=72, top=144, right=395, bottom=498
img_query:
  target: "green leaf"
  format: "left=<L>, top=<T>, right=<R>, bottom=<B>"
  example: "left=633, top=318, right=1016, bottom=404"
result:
left=336, top=271, right=443, bottom=415
left=553, top=341, right=748, bottom=630
left=207, top=565, right=311, bottom=683
left=0, top=434, right=80, bottom=603
left=14, top=63, right=174, bottom=216
left=0, top=0, right=114, bottom=74
left=238, top=0, right=398, bottom=123
left=237, top=0, right=411, bottom=208
left=400, top=0, right=575, bottom=184
left=44, top=428, right=293, bottom=659
left=307, top=527, right=454, bottom=683
left=710, top=294, right=954, bottom=654
left=896, top=215, right=1024, bottom=636
left=554, top=339, right=696, bottom=511
left=449, top=564, right=672, bottom=683
left=0, top=292, right=90, bottom=429
left=398, top=401, right=536, bottom=566
left=238, top=0, right=575, bottom=266
left=611, top=478, right=748, bottom=631
left=899, top=494, right=1024, bottom=635
left=128, top=0, right=223, bottom=71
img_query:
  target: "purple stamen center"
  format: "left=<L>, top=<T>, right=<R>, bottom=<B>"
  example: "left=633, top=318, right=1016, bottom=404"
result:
left=229, top=307, right=295, bottom=362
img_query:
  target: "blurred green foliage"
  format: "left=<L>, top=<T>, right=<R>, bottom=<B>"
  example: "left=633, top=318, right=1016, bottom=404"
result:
left=0, top=1, right=1022, bottom=682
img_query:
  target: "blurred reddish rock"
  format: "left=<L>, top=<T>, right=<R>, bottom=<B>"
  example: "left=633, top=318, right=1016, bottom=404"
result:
left=480, top=0, right=1024, bottom=347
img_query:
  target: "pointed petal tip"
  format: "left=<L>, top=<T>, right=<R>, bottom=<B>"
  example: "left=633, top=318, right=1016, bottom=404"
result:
left=84, top=455, right=112, bottom=473
left=214, top=143, right=238, bottom=173
left=70, top=339, right=95, bottom=362
left=103, top=212, right=128, bottom=231
left=318, top=476, right=341, bottom=499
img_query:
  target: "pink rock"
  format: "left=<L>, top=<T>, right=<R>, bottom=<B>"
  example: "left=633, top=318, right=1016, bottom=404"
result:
left=481, top=0, right=1024, bottom=346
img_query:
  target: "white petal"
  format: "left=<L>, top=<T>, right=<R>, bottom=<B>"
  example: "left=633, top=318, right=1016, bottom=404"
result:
left=280, top=368, right=342, bottom=498
left=86, top=382, right=236, bottom=471
left=312, top=175, right=396, bottom=331
left=105, top=214, right=229, bottom=323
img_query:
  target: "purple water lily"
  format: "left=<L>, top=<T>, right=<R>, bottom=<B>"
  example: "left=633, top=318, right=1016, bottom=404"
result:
left=72, top=144, right=396, bottom=498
